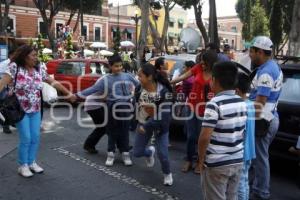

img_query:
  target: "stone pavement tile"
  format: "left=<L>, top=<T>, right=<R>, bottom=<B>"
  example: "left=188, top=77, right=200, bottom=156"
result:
left=0, top=129, right=18, bottom=158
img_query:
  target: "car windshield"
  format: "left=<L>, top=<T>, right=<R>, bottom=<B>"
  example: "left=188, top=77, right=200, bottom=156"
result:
left=57, top=62, right=85, bottom=76
left=279, top=74, right=300, bottom=104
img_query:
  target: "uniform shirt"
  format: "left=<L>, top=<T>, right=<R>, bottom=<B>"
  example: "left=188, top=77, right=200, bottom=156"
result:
left=202, top=90, right=247, bottom=167
left=249, top=59, right=283, bottom=120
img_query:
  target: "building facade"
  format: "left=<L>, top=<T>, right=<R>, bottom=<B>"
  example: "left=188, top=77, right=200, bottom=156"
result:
left=0, top=0, right=110, bottom=48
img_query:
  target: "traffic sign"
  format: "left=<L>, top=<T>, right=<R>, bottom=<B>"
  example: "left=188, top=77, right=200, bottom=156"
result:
left=78, top=36, right=85, bottom=47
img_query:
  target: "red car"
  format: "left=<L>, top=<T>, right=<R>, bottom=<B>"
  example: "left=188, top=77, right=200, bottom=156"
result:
left=46, top=59, right=109, bottom=93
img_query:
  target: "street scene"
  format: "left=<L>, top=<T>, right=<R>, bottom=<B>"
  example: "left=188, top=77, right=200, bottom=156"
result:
left=0, top=0, right=300, bottom=200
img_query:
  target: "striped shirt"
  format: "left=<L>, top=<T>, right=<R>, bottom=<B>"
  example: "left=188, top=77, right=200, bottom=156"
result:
left=202, top=90, right=247, bottom=167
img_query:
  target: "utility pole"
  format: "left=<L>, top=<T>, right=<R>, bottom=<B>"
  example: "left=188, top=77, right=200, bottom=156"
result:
left=80, top=0, right=84, bottom=57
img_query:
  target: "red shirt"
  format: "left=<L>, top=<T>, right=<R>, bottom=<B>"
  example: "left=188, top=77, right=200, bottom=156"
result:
left=188, top=64, right=214, bottom=116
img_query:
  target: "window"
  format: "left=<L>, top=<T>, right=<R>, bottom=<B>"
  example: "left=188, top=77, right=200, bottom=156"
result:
left=56, top=23, right=63, bottom=38
left=231, top=26, right=237, bottom=32
left=178, top=23, right=183, bottom=29
left=127, top=32, right=132, bottom=40
left=83, top=25, right=88, bottom=40
left=56, top=62, right=86, bottom=76
left=169, top=22, right=174, bottom=28
left=39, top=21, right=47, bottom=38
left=89, top=62, right=109, bottom=75
left=94, top=27, right=101, bottom=41
left=7, top=17, right=14, bottom=33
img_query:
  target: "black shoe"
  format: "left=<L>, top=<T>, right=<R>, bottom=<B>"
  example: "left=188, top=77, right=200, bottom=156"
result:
left=3, top=127, right=12, bottom=134
left=250, top=193, right=270, bottom=200
left=83, top=146, right=98, bottom=154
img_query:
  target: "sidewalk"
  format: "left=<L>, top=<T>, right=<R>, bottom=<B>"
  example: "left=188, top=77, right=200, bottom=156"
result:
left=0, top=127, right=18, bottom=158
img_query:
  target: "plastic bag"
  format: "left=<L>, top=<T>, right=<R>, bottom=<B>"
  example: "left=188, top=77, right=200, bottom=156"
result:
left=42, top=82, right=58, bottom=104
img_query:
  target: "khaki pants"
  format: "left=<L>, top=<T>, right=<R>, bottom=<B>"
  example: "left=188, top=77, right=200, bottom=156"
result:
left=201, top=164, right=243, bottom=200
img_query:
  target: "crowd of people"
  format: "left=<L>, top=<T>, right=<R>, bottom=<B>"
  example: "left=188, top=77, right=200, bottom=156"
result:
left=0, top=35, right=287, bottom=200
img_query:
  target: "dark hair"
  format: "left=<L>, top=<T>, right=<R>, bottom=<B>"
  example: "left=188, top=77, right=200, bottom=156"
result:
left=141, top=63, right=172, bottom=92
left=8, top=49, right=15, bottom=57
left=236, top=72, right=251, bottom=94
left=155, top=57, right=165, bottom=70
left=108, top=53, right=122, bottom=66
left=10, top=45, right=36, bottom=67
left=184, top=60, right=195, bottom=68
left=205, top=43, right=220, bottom=53
left=202, top=50, right=218, bottom=70
left=212, top=61, right=238, bottom=90
left=251, top=46, right=272, bottom=56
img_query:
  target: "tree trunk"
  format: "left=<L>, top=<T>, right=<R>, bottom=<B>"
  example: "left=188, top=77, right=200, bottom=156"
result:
left=66, top=10, right=77, bottom=26
left=149, top=21, right=161, bottom=49
left=193, top=3, right=209, bottom=47
left=208, top=0, right=219, bottom=45
left=160, top=4, right=170, bottom=52
left=73, top=10, right=81, bottom=33
left=0, top=0, right=12, bottom=34
left=137, top=0, right=150, bottom=65
left=288, top=0, right=300, bottom=57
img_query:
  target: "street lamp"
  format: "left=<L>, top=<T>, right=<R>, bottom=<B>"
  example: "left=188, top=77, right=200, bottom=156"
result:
left=131, top=9, right=141, bottom=58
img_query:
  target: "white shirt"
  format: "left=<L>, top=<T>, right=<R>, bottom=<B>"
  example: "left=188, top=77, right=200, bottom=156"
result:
left=0, top=59, right=10, bottom=74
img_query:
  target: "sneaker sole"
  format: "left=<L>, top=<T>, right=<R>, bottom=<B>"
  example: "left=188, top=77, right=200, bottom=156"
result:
left=18, top=172, right=34, bottom=178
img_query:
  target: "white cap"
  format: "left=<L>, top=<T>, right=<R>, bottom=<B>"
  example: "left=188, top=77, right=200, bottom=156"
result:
left=251, top=36, right=273, bottom=51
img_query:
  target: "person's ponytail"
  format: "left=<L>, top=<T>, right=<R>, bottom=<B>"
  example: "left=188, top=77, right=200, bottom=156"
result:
left=154, top=70, right=173, bottom=93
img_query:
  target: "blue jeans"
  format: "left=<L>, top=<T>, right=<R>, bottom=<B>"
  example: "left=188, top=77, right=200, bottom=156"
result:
left=251, top=117, right=279, bottom=199
left=16, top=112, right=41, bottom=165
left=238, top=160, right=251, bottom=200
left=133, top=123, right=170, bottom=174
left=185, top=107, right=202, bottom=162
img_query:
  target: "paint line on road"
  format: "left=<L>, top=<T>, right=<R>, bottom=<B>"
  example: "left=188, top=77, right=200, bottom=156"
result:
left=53, top=147, right=180, bottom=200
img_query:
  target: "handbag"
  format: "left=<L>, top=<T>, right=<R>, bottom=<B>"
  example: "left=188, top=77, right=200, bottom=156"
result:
left=0, top=66, right=25, bottom=125
left=255, top=118, right=270, bottom=137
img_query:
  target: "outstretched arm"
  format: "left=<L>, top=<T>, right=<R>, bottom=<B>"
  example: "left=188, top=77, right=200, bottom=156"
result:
left=170, top=70, right=192, bottom=84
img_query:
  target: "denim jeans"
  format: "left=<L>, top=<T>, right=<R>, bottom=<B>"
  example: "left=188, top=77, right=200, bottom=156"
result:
left=16, top=112, right=41, bottom=165
left=185, top=107, right=202, bottom=162
left=238, top=160, right=251, bottom=200
left=251, top=116, right=279, bottom=199
left=133, top=123, right=170, bottom=174
left=201, top=164, right=243, bottom=200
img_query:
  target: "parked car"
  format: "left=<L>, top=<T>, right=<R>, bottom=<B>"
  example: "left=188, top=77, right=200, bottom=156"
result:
left=46, top=59, right=109, bottom=94
left=270, top=63, right=300, bottom=163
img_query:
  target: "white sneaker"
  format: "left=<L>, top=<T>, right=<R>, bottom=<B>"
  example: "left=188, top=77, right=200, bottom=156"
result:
left=163, top=173, right=173, bottom=186
left=146, top=146, right=155, bottom=167
left=105, top=152, right=115, bottom=166
left=29, top=161, right=44, bottom=173
left=122, top=152, right=133, bottom=166
left=18, top=164, right=34, bottom=178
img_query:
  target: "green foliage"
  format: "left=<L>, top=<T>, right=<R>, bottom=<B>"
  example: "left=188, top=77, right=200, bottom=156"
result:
left=173, top=0, right=199, bottom=9
left=28, top=34, right=52, bottom=63
left=65, top=34, right=73, bottom=59
left=269, top=0, right=282, bottom=51
left=251, top=0, right=270, bottom=37
left=113, top=27, right=121, bottom=53
left=63, top=0, right=102, bottom=14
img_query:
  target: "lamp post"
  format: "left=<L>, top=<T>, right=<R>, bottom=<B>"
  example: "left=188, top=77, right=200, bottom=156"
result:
left=131, top=9, right=141, bottom=59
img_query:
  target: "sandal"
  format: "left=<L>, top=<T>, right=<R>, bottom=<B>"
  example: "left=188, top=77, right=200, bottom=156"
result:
left=181, top=161, right=192, bottom=173
left=194, top=162, right=201, bottom=174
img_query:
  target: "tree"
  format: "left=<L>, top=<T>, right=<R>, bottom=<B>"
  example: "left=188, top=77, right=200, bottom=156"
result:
left=113, top=27, right=121, bottom=53
left=236, top=0, right=252, bottom=41
left=208, top=0, right=219, bottom=45
left=251, top=0, right=269, bottom=37
left=174, top=0, right=209, bottom=46
left=0, top=0, right=12, bottom=35
left=269, top=0, right=282, bottom=53
left=148, top=0, right=176, bottom=53
left=288, top=0, right=300, bottom=57
left=33, top=0, right=64, bottom=51
left=136, top=0, right=150, bottom=65
left=63, top=0, right=102, bottom=33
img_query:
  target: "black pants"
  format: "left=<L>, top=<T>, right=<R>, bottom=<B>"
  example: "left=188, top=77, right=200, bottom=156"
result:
left=84, top=108, right=106, bottom=148
left=107, top=104, right=131, bottom=153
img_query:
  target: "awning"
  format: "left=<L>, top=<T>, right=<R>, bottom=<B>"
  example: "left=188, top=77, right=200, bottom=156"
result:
left=168, top=32, right=175, bottom=38
left=178, top=18, right=184, bottom=24
left=169, top=18, right=175, bottom=23
left=127, top=29, right=134, bottom=33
